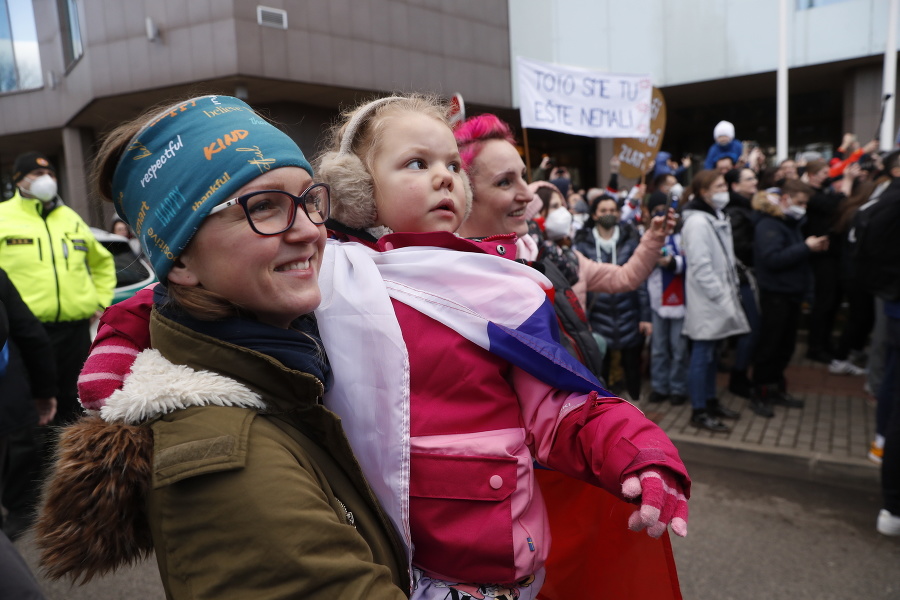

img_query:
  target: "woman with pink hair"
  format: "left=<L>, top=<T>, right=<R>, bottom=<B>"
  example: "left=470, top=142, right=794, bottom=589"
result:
left=454, top=114, right=684, bottom=599
left=454, top=114, right=672, bottom=313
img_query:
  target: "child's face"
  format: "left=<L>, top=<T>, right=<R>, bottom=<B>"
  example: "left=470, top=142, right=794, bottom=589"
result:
left=371, top=113, right=467, bottom=233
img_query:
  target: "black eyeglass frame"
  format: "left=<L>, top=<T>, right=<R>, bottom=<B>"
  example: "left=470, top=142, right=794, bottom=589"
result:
left=208, top=183, right=331, bottom=235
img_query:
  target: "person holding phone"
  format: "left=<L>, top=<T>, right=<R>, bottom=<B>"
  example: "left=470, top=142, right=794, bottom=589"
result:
left=751, top=180, right=830, bottom=416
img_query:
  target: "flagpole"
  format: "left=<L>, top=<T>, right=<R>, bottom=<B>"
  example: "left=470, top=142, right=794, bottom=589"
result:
left=880, top=0, right=898, bottom=150
left=522, top=127, right=533, bottom=182
left=776, top=0, right=789, bottom=162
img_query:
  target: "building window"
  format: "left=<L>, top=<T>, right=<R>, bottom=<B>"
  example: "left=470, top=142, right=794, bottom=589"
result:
left=0, top=0, right=42, bottom=92
left=796, top=0, right=849, bottom=8
left=57, top=0, right=82, bottom=68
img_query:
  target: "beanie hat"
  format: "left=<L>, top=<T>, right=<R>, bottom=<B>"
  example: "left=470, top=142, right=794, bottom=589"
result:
left=713, top=121, right=735, bottom=142
left=654, top=151, right=673, bottom=177
left=646, top=190, right=668, bottom=212
left=13, top=152, right=55, bottom=184
left=111, top=95, right=312, bottom=282
left=549, top=176, right=570, bottom=198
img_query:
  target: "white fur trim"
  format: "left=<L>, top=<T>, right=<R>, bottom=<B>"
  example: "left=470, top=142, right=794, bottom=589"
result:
left=100, top=349, right=265, bottom=425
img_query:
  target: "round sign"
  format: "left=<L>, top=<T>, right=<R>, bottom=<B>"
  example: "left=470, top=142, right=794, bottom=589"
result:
left=613, top=87, right=667, bottom=180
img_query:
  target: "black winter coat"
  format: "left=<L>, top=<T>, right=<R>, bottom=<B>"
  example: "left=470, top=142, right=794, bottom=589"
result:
left=725, top=191, right=755, bottom=269
left=803, top=186, right=843, bottom=259
left=574, top=223, right=650, bottom=350
left=752, top=212, right=811, bottom=298
left=0, top=268, right=57, bottom=436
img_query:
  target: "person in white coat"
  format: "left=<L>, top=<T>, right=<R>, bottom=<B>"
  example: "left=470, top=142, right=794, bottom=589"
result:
left=680, top=170, right=750, bottom=432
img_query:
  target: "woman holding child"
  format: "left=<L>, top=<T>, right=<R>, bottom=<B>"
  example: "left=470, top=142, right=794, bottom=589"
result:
left=40, top=94, right=690, bottom=600
left=36, top=95, right=408, bottom=599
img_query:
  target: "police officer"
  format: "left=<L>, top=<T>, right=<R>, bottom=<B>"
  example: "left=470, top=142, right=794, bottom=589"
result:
left=0, top=152, right=114, bottom=539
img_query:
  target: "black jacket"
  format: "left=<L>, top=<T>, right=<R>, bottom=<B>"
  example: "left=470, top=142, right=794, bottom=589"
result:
left=574, top=223, right=650, bottom=350
left=803, top=186, right=843, bottom=258
left=0, top=268, right=58, bottom=436
left=725, top=191, right=755, bottom=269
left=753, top=211, right=811, bottom=298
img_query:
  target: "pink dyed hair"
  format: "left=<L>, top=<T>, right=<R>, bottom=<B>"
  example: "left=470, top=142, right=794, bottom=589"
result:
left=453, top=114, right=517, bottom=172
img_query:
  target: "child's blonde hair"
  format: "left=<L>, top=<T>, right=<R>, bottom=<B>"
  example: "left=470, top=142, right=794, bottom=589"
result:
left=316, top=93, right=472, bottom=230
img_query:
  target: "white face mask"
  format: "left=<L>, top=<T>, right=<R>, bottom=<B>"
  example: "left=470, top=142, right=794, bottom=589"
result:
left=544, top=206, right=573, bottom=241
left=710, top=191, right=730, bottom=210
left=785, top=204, right=806, bottom=220
left=25, top=174, right=58, bottom=203
left=669, top=183, right=684, bottom=201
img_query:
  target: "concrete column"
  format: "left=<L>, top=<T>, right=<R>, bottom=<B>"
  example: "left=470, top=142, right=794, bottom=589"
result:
left=60, top=126, right=99, bottom=226
left=880, top=0, right=899, bottom=150
left=596, top=137, right=613, bottom=189
left=776, top=0, right=789, bottom=162
left=843, top=65, right=888, bottom=143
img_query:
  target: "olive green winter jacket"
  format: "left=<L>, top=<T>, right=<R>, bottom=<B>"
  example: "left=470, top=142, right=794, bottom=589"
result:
left=36, top=310, right=409, bottom=599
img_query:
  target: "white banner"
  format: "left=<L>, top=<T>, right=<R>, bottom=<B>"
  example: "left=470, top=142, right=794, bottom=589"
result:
left=517, top=56, right=652, bottom=138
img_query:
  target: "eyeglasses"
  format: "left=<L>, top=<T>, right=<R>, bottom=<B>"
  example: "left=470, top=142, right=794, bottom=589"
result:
left=208, top=183, right=331, bottom=235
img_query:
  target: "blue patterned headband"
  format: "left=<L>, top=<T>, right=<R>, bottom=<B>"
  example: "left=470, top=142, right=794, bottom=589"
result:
left=111, top=95, right=312, bottom=281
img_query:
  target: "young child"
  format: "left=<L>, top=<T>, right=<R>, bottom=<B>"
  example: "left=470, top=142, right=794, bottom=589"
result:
left=79, top=94, right=690, bottom=600
left=703, top=120, right=743, bottom=171
left=645, top=195, right=690, bottom=406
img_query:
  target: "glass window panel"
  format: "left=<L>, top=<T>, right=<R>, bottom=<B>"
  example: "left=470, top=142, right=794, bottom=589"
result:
left=796, top=0, right=850, bottom=9
left=0, top=0, right=15, bottom=92
left=58, top=0, right=82, bottom=67
left=1, top=0, right=42, bottom=92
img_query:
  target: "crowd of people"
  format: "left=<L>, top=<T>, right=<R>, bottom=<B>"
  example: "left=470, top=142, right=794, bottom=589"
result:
left=0, top=98, right=896, bottom=599
left=526, top=120, right=899, bottom=540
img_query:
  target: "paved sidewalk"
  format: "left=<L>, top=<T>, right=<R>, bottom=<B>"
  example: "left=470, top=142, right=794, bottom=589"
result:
left=637, top=352, right=881, bottom=491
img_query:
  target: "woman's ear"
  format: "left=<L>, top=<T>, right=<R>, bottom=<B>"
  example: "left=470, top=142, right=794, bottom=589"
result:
left=167, top=257, right=200, bottom=287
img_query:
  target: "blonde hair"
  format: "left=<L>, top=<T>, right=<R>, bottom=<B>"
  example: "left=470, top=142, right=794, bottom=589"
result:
left=315, top=93, right=472, bottom=230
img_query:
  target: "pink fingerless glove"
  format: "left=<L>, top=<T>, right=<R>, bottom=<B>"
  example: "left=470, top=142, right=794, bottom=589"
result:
left=621, top=468, right=689, bottom=538
left=77, top=338, right=140, bottom=411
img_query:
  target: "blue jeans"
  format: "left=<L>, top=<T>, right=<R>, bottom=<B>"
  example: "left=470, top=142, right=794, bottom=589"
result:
left=733, top=282, right=760, bottom=372
left=650, top=311, right=689, bottom=395
left=688, top=339, right=718, bottom=410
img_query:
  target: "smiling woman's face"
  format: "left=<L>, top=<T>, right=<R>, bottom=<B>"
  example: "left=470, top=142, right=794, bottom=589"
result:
left=458, top=139, right=532, bottom=238
left=167, top=167, right=325, bottom=328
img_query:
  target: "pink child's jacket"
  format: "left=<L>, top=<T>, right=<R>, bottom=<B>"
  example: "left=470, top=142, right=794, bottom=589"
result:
left=321, top=230, right=689, bottom=585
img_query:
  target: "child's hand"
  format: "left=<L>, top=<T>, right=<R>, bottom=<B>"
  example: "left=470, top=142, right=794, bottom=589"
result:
left=621, top=468, right=689, bottom=538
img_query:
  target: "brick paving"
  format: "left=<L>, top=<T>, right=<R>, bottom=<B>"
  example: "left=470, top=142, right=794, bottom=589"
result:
left=634, top=348, right=881, bottom=490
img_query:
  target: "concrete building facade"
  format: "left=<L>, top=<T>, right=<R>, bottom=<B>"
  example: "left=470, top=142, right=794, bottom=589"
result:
left=511, top=0, right=900, bottom=188
left=1, top=0, right=897, bottom=223
left=0, top=0, right=511, bottom=224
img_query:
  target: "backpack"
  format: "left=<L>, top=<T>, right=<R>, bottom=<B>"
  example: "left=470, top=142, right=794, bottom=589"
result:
left=531, top=258, right=606, bottom=382
left=848, top=182, right=900, bottom=301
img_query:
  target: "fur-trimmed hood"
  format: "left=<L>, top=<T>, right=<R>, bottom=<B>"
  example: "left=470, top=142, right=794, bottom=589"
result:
left=100, top=349, right=265, bottom=425
left=35, top=350, right=266, bottom=583
left=751, top=190, right=786, bottom=218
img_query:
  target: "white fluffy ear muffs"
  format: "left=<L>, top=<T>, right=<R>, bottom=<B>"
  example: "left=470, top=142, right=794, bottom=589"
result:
left=315, top=150, right=377, bottom=230
left=315, top=96, right=406, bottom=231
